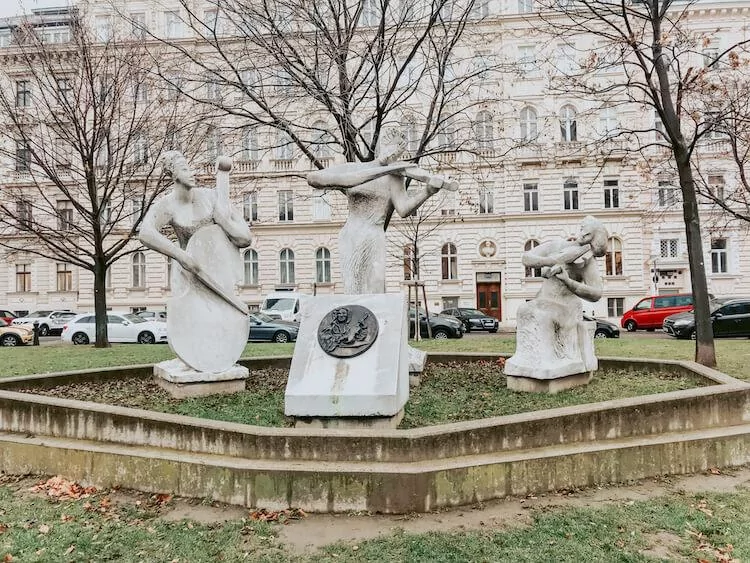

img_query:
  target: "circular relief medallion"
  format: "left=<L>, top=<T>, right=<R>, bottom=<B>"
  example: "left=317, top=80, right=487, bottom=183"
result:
left=479, top=240, right=497, bottom=258
left=317, top=305, right=379, bottom=358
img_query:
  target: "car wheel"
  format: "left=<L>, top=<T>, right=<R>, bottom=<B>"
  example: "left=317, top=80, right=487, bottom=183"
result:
left=38, top=324, right=49, bottom=337
left=137, top=331, right=156, bottom=344
left=72, top=332, right=89, bottom=345
left=489, top=328, right=498, bottom=333
left=433, top=329, right=449, bottom=340
left=690, top=330, right=697, bottom=340
left=0, top=334, right=20, bottom=346
left=463, top=322, right=471, bottom=333
left=624, top=320, right=637, bottom=332
left=272, top=331, right=290, bottom=343
left=594, top=329, right=608, bottom=339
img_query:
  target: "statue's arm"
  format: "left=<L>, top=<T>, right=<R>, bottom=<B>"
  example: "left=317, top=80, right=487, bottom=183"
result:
left=307, top=161, right=415, bottom=190
left=138, top=200, right=194, bottom=269
left=555, top=261, right=603, bottom=302
left=213, top=198, right=252, bottom=248
left=401, top=167, right=459, bottom=191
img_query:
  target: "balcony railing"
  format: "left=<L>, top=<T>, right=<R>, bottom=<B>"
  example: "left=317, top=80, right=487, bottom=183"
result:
left=272, top=158, right=295, bottom=171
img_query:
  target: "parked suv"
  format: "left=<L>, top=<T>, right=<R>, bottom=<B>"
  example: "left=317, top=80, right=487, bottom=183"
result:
left=620, top=294, right=694, bottom=332
left=663, top=297, right=750, bottom=339
left=409, top=309, right=464, bottom=339
left=0, top=309, right=17, bottom=324
left=441, top=307, right=499, bottom=333
left=12, top=310, right=77, bottom=336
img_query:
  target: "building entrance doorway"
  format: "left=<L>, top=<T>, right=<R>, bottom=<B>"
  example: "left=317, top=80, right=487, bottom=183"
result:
left=476, top=272, right=502, bottom=321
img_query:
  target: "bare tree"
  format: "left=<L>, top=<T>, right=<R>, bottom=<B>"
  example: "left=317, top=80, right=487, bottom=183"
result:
left=0, top=12, right=205, bottom=347
left=534, top=0, right=750, bottom=366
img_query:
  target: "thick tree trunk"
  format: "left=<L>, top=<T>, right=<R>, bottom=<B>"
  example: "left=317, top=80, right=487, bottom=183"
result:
left=93, top=259, right=110, bottom=348
left=675, top=153, right=716, bottom=367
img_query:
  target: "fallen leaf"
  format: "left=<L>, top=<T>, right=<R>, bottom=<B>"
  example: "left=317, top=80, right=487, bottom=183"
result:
left=2, top=554, right=12, bottom=563
left=709, top=467, right=722, bottom=475
left=38, top=524, right=50, bottom=535
left=65, top=545, right=75, bottom=555
left=0, top=524, right=7, bottom=534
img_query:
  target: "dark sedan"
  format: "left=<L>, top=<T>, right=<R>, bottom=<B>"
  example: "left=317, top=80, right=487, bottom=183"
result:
left=440, top=307, right=499, bottom=333
left=248, top=312, right=299, bottom=343
left=584, top=314, right=620, bottom=338
left=663, top=298, right=750, bottom=339
left=409, top=310, right=464, bottom=339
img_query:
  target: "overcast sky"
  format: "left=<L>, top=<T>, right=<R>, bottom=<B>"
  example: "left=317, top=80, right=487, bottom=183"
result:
left=0, top=0, right=70, bottom=19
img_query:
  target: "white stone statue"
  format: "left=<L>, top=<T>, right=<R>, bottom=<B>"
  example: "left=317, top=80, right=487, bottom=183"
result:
left=504, top=216, right=608, bottom=386
left=139, top=152, right=252, bottom=387
left=307, top=145, right=458, bottom=294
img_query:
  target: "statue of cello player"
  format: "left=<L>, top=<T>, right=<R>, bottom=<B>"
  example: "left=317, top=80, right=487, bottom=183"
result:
left=140, top=152, right=251, bottom=378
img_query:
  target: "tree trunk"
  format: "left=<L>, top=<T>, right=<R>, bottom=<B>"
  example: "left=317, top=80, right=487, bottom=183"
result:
left=93, top=259, right=110, bottom=348
left=675, top=152, right=716, bottom=367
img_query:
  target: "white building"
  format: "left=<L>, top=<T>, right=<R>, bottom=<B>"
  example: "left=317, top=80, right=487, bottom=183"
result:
left=0, top=0, right=748, bottom=324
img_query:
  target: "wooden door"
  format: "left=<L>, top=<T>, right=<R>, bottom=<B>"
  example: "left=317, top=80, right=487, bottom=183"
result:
left=476, top=281, right=502, bottom=321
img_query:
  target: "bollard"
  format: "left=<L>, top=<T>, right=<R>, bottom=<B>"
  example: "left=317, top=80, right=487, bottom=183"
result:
left=32, top=321, right=40, bottom=346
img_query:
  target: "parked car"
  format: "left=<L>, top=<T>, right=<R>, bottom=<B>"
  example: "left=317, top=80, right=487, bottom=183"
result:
left=440, top=307, right=499, bottom=333
left=0, top=309, right=17, bottom=324
left=248, top=312, right=299, bottom=343
left=409, top=309, right=465, bottom=339
left=0, top=318, right=33, bottom=346
left=259, top=292, right=302, bottom=322
left=136, top=311, right=167, bottom=322
left=583, top=314, right=620, bottom=339
left=619, top=294, right=695, bottom=332
left=61, top=312, right=168, bottom=345
left=663, top=298, right=750, bottom=339
left=12, top=310, right=77, bottom=336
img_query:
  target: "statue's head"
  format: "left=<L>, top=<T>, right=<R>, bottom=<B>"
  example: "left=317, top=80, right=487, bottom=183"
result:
left=333, top=308, right=350, bottom=323
left=160, top=150, right=195, bottom=189
left=577, top=215, right=608, bottom=257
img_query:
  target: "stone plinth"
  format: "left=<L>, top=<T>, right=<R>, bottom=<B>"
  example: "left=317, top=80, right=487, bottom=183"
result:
left=154, top=358, right=248, bottom=398
left=284, top=294, right=408, bottom=418
left=294, top=409, right=404, bottom=430
left=506, top=371, right=593, bottom=394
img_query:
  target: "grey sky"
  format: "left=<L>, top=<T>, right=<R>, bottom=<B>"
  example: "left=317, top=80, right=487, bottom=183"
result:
left=0, top=0, right=70, bottom=19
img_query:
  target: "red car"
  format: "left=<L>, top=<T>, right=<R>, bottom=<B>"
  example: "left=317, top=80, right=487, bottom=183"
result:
left=620, top=294, right=694, bottom=332
left=0, top=309, right=17, bottom=324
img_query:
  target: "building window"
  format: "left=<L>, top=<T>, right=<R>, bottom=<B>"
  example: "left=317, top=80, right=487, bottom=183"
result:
left=243, top=192, right=258, bottom=222
left=560, top=105, right=577, bottom=142
left=654, top=110, right=665, bottom=140
left=56, top=263, right=72, bottom=292
left=563, top=179, right=579, bottom=210
left=403, top=244, right=415, bottom=280
left=607, top=297, right=624, bottom=317
left=279, top=248, right=295, bottom=284
left=708, top=174, right=725, bottom=201
left=94, top=15, right=113, bottom=41
left=360, top=0, right=380, bottom=26
left=441, top=243, right=458, bottom=280
left=315, top=247, right=332, bottom=283
left=131, top=198, right=143, bottom=227
left=205, top=74, right=221, bottom=100
left=523, top=182, right=539, bottom=212
left=519, top=106, right=538, bottom=141
left=57, top=200, right=74, bottom=231
left=478, top=187, right=494, bottom=214
left=15, top=80, right=31, bottom=107
left=518, top=0, right=534, bottom=14
left=524, top=240, right=542, bottom=277
left=130, top=11, right=147, bottom=38
left=242, top=127, right=258, bottom=161
left=599, top=107, right=618, bottom=137
left=278, top=190, right=294, bottom=221
left=312, top=195, right=331, bottom=220
left=275, top=130, right=294, bottom=160
left=518, top=46, right=537, bottom=77
left=206, top=127, right=221, bottom=160
left=605, top=237, right=623, bottom=276
left=470, top=0, right=490, bottom=19
left=475, top=111, right=494, bottom=151
left=711, top=238, right=728, bottom=273
left=660, top=239, right=679, bottom=258
left=57, top=78, right=72, bottom=104
left=15, top=264, right=31, bottom=292
left=657, top=181, right=680, bottom=207
left=133, top=134, right=149, bottom=165
left=556, top=43, right=577, bottom=74
left=243, top=249, right=259, bottom=285
left=16, top=200, right=32, bottom=228
left=604, top=179, right=619, bottom=209
left=164, top=10, right=183, bottom=38
left=15, top=140, right=31, bottom=172
left=132, top=252, right=146, bottom=288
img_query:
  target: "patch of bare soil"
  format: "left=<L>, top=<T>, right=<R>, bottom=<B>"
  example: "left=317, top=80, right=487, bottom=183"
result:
left=639, top=531, right=687, bottom=561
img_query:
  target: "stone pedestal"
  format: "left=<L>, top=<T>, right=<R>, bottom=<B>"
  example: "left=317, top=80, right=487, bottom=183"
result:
left=154, top=358, right=248, bottom=398
left=284, top=294, right=409, bottom=418
left=293, top=409, right=404, bottom=430
left=506, top=371, right=593, bottom=394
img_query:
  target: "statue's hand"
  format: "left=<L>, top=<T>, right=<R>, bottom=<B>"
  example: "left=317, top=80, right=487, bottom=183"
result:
left=548, top=264, right=564, bottom=277
left=181, top=254, right=202, bottom=276
left=555, top=267, right=572, bottom=283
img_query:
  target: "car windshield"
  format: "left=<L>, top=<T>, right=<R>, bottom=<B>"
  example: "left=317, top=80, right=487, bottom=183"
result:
left=123, top=314, right=146, bottom=323
left=264, top=298, right=295, bottom=311
left=27, top=311, right=52, bottom=317
left=254, top=312, right=275, bottom=323
left=462, top=309, right=485, bottom=316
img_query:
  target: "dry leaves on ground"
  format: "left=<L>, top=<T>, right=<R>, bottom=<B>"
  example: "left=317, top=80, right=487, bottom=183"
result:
left=248, top=508, right=307, bottom=524
left=29, top=476, right=96, bottom=500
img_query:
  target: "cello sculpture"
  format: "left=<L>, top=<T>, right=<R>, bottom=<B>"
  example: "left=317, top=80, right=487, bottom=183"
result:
left=140, top=152, right=252, bottom=391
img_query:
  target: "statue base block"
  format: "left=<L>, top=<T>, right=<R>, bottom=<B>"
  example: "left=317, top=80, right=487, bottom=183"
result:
left=293, top=409, right=404, bottom=430
left=506, top=372, right=593, bottom=394
left=154, top=358, right=248, bottom=398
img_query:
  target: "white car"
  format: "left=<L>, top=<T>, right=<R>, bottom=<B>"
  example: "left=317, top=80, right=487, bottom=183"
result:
left=61, top=312, right=168, bottom=345
left=12, top=310, right=77, bottom=336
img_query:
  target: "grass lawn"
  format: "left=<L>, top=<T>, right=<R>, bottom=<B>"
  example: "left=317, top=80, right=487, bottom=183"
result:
left=1, top=334, right=748, bottom=380
left=1, top=475, right=749, bottom=562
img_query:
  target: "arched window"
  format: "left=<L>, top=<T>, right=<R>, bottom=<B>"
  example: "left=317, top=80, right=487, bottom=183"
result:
left=315, top=247, right=331, bottom=283
left=520, top=106, right=538, bottom=141
left=524, top=240, right=542, bottom=278
left=132, top=251, right=146, bottom=288
left=441, top=243, right=458, bottom=280
left=244, top=249, right=259, bottom=285
left=559, top=104, right=577, bottom=142
left=475, top=111, right=494, bottom=151
left=279, top=248, right=295, bottom=284
left=605, top=237, right=622, bottom=276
